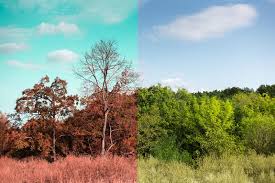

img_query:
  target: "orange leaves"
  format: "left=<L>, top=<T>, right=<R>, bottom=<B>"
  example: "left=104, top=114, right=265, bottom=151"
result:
left=15, top=76, right=78, bottom=121
left=62, top=93, right=137, bottom=157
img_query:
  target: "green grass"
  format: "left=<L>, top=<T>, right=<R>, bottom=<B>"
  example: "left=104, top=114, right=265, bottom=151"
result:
left=138, top=153, right=275, bottom=183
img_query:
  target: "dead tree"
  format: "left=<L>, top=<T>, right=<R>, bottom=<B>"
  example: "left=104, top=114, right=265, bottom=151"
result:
left=75, top=40, right=138, bottom=155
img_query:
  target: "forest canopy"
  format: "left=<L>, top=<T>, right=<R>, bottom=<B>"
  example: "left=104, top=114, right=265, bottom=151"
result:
left=137, top=84, right=275, bottom=162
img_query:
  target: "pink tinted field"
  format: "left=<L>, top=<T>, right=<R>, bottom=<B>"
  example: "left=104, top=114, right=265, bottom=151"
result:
left=0, top=156, right=136, bottom=183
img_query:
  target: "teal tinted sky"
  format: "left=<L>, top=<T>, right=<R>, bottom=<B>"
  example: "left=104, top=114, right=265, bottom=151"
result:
left=139, top=0, right=275, bottom=92
left=0, top=0, right=137, bottom=113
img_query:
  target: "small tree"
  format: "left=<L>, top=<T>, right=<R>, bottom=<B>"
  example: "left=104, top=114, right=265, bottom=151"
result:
left=75, top=40, right=138, bottom=155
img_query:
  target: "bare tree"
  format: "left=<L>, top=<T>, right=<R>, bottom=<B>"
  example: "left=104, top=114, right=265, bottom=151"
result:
left=74, top=40, right=138, bottom=155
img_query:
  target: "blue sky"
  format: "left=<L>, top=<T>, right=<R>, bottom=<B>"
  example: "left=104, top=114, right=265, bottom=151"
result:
left=139, top=0, right=275, bottom=92
left=1, top=0, right=275, bottom=113
left=0, top=0, right=137, bottom=113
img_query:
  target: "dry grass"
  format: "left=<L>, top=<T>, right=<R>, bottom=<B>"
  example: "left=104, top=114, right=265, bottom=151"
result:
left=0, top=155, right=136, bottom=183
left=138, top=153, right=275, bottom=183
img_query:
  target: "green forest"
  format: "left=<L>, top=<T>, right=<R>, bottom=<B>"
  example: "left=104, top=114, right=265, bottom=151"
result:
left=137, top=84, right=275, bottom=182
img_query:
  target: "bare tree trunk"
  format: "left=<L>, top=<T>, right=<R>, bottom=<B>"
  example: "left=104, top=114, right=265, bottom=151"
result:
left=53, top=128, right=56, bottom=161
left=101, top=74, right=109, bottom=155
left=101, top=99, right=109, bottom=155
left=106, top=123, right=115, bottom=153
left=109, top=123, right=113, bottom=146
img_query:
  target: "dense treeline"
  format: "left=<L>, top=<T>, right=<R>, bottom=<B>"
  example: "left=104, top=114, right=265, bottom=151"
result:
left=137, top=85, right=275, bottom=162
left=1, top=81, right=274, bottom=162
left=194, top=84, right=275, bottom=99
left=0, top=76, right=137, bottom=161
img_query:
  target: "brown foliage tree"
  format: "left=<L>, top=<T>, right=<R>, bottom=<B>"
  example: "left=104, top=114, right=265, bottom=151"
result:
left=63, top=93, right=137, bottom=156
left=14, top=76, right=78, bottom=160
left=107, top=93, right=137, bottom=156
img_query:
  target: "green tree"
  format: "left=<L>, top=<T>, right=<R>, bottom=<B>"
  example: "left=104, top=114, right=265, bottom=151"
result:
left=138, top=105, right=167, bottom=157
left=191, top=97, right=237, bottom=155
left=257, top=84, right=275, bottom=98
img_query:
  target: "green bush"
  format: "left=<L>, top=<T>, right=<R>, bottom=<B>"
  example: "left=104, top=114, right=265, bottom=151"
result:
left=151, top=136, right=194, bottom=164
left=242, top=115, right=275, bottom=154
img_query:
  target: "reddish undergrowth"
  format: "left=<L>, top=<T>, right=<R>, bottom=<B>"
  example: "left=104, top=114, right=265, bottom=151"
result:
left=0, top=155, right=136, bottom=183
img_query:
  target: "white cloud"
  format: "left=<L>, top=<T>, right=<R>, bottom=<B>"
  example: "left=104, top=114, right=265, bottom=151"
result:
left=0, top=43, right=28, bottom=54
left=154, top=4, right=257, bottom=41
left=161, top=77, right=187, bottom=90
left=47, top=49, right=79, bottom=63
left=0, top=21, right=80, bottom=41
left=0, top=27, right=32, bottom=41
left=6, top=60, right=42, bottom=70
left=37, top=22, right=80, bottom=35
left=56, top=0, right=136, bottom=24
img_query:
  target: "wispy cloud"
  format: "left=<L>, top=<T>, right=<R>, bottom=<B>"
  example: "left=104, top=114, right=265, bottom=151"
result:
left=47, top=49, right=79, bottom=63
left=0, top=43, right=28, bottom=54
left=37, top=22, right=80, bottom=35
left=0, top=26, right=32, bottom=41
left=56, top=0, right=136, bottom=24
left=153, top=4, right=257, bottom=41
left=0, top=0, right=66, bottom=13
left=0, top=0, right=136, bottom=24
left=0, top=22, right=80, bottom=41
left=85, top=0, right=136, bottom=24
left=6, top=60, right=42, bottom=70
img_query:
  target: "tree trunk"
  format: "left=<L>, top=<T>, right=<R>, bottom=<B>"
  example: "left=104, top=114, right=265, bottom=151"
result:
left=101, top=101, right=109, bottom=155
left=52, top=128, right=56, bottom=161
left=88, top=137, right=93, bottom=156
left=101, top=71, right=109, bottom=156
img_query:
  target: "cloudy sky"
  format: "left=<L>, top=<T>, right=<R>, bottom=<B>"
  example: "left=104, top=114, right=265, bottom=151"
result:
left=139, top=0, right=275, bottom=91
left=0, top=0, right=137, bottom=113
left=1, top=0, right=275, bottom=113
